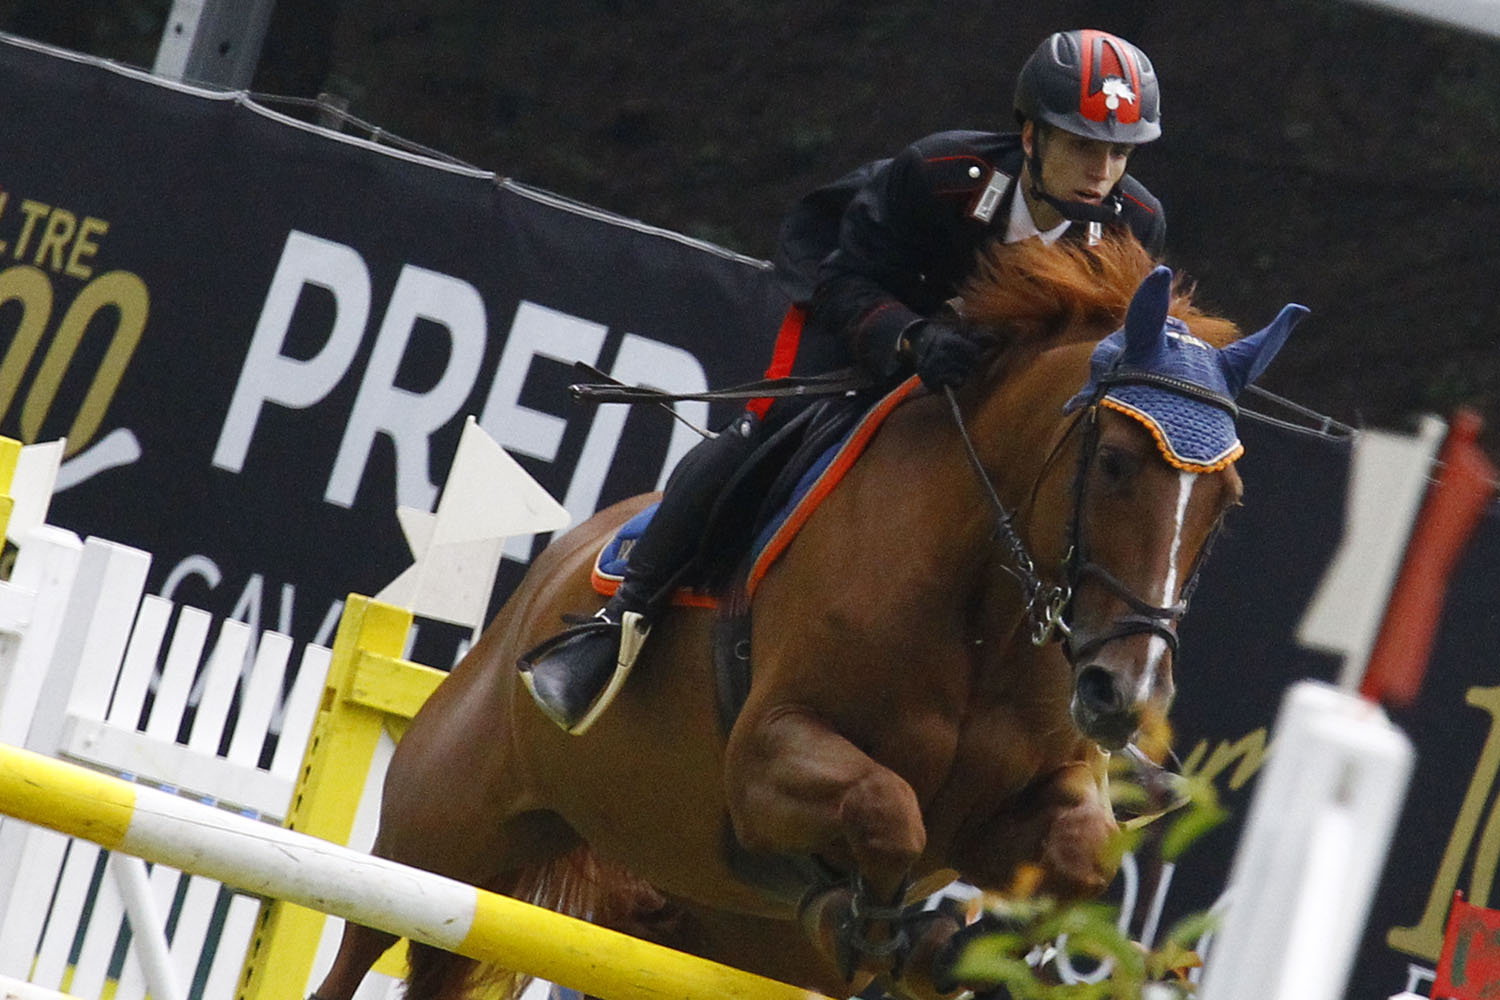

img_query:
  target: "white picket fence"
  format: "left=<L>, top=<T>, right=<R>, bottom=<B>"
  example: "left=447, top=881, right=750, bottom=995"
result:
left=0, top=523, right=401, bottom=1000
left=0, top=419, right=575, bottom=1000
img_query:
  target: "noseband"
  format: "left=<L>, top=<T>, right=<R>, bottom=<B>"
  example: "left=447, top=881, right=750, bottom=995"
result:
left=943, top=387, right=1221, bottom=665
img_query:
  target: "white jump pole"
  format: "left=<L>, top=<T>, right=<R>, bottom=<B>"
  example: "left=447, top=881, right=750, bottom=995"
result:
left=0, top=742, right=828, bottom=1000
left=1197, top=681, right=1414, bottom=1000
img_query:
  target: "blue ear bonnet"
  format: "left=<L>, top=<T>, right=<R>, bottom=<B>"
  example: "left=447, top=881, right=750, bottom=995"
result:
left=1063, top=266, right=1307, bottom=473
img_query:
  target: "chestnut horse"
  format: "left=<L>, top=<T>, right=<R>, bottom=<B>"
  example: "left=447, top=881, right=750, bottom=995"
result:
left=311, top=235, right=1302, bottom=1000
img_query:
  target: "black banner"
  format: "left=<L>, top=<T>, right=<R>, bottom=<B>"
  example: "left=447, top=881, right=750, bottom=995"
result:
left=0, top=35, right=785, bottom=657
left=2, top=33, right=1497, bottom=998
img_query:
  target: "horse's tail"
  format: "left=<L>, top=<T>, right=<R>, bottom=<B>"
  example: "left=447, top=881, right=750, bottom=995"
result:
left=407, top=845, right=698, bottom=1000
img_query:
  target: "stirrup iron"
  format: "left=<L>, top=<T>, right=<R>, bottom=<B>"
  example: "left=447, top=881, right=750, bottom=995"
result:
left=570, top=610, right=651, bottom=735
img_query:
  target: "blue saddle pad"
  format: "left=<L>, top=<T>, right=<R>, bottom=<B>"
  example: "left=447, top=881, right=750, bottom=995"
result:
left=595, top=502, right=660, bottom=580
left=592, top=434, right=855, bottom=589
left=593, top=377, right=921, bottom=595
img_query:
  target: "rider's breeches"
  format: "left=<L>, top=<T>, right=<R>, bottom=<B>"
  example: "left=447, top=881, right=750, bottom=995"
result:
left=615, top=410, right=763, bottom=611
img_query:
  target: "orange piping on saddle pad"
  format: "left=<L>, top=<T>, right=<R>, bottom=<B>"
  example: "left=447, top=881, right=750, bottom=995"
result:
left=590, top=558, right=721, bottom=609
left=588, top=372, right=921, bottom=610
left=586, top=305, right=808, bottom=610
left=745, top=375, right=924, bottom=598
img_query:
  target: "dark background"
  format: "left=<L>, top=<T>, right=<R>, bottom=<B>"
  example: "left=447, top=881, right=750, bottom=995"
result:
left=5, top=0, right=1500, bottom=446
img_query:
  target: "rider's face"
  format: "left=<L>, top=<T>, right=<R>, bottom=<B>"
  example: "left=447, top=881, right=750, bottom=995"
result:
left=1022, top=123, right=1133, bottom=223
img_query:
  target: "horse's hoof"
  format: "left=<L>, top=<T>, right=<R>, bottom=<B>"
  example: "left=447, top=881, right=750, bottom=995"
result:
left=800, top=880, right=920, bottom=984
left=929, top=909, right=1028, bottom=995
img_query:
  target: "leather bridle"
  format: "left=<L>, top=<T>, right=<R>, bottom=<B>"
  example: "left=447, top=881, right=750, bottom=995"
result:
left=943, top=385, right=1224, bottom=666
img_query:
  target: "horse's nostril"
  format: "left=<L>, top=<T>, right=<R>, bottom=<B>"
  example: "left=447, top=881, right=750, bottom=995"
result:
left=1076, top=665, right=1122, bottom=714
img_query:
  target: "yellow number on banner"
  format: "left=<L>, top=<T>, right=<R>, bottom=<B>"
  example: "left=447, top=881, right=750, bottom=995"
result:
left=0, top=266, right=54, bottom=420
left=20, top=270, right=148, bottom=454
left=0, top=265, right=149, bottom=456
left=1388, top=685, right=1500, bottom=960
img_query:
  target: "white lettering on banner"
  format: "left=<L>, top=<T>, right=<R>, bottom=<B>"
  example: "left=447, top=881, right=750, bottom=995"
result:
left=227, top=575, right=301, bottom=641
left=213, top=231, right=372, bottom=472
left=326, top=265, right=488, bottom=509
left=479, top=300, right=607, bottom=564
left=159, top=554, right=223, bottom=597
left=156, top=553, right=349, bottom=726
left=486, top=322, right=709, bottom=564
left=158, top=552, right=343, bottom=651
left=561, top=331, right=708, bottom=515
left=479, top=299, right=606, bottom=462
left=311, top=599, right=344, bottom=648
left=229, top=573, right=269, bottom=640
left=214, top=231, right=713, bottom=566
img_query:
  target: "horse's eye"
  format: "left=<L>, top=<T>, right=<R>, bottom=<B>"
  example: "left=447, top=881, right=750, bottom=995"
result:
left=1097, top=445, right=1140, bottom=485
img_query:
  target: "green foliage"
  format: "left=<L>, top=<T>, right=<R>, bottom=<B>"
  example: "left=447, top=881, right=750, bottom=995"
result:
left=945, top=756, right=1228, bottom=997
left=1157, top=776, right=1228, bottom=863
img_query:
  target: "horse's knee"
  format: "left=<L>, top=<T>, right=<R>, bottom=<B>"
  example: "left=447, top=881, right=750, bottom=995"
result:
left=1033, top=759, right=1118, bottom=898
left=724, top=707, right=924, bottom=887
left=1038, top=797, right=1119, bottom=898
left=838, top=768, right=926, bottom=882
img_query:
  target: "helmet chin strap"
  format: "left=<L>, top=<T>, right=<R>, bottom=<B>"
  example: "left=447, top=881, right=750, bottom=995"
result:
left=1026, top=149, right=1123, bottom=225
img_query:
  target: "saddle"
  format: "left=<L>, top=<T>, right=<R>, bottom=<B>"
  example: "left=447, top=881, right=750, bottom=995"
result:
left=588, top=378, right=924, bottom=733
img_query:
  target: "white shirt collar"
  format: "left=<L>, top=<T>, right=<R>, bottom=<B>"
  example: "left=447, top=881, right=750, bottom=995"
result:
left=1004, top=182, right=1071, bottom=245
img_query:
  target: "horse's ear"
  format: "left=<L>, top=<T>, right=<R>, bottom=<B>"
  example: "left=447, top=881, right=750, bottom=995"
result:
left=1220, top=303, right=1310, bottom=397
left=1122, top=266, right=1174, bottom=363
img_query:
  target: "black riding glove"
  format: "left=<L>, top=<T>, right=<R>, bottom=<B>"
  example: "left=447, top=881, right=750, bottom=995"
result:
left=899, top=319, right=986, bottom=391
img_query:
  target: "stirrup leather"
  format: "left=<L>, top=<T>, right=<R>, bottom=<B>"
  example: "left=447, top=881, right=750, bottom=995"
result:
left=570, top=610, right=651, bottom=735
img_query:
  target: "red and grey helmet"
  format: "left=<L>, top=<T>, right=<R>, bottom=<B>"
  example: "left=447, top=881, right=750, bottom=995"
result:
left=1014, top=29, right=1162, bottom=145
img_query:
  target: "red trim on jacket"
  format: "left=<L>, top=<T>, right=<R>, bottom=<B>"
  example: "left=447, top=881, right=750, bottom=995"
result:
left=747, top=304, right=806, bottom=419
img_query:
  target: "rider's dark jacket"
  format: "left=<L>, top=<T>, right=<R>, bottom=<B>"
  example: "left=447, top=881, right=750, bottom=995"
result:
left=773, top=130, right=1166, bottom=380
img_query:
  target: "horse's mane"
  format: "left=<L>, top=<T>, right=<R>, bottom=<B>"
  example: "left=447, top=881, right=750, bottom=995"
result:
left=959, top=233, right=1240, bottom=350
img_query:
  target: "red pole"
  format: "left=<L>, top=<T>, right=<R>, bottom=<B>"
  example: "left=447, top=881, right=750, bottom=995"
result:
left=1361, top=408, right=1497, bottom=707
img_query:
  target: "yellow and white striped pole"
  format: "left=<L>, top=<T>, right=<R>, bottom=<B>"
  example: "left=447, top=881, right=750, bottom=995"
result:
left=0, top=743, right=829, bottom=1000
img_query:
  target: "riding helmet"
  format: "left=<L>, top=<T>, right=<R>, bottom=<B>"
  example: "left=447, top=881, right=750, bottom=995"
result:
left=1014, top=29, right=1162, bottom=144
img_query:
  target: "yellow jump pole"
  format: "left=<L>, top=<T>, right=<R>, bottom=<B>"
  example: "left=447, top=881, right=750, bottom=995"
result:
left=0, top=743, right=829, bottom=1000
left=0, top=435, right=21, bottom=542
left=239, top=594, right=422, bottom=999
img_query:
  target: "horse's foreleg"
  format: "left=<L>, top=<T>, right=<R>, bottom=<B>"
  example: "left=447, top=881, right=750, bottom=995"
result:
left=307, top=921, right=399, bottom=1000
left=1033, top=753, right=1120, bottom=899
left=726, top=704, right=927, bottom=985
left=727, top=704, right=926, bottom=901
left=957, top=750, right=1119, bottom=901
left=875, top=758, right=1117, bottom=1000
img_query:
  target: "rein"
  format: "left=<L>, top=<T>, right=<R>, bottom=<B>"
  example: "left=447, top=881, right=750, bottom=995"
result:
left=942, top=386, right=1077, bottom=646
left=569, top=364, right=875, bottom=405
left=942, top=385, right=1220, bottom=664
left=574, top=359, right=1219, bottom=661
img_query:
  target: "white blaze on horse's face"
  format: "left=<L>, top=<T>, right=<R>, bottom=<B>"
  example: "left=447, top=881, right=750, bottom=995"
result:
left=1065, top=414, right=1239, bottom=750
left=1136, top=470, right=1196, bottom=705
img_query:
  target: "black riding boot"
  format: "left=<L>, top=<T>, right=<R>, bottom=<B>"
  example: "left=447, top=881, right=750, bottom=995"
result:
left=521, top=412, right=762, bottom=733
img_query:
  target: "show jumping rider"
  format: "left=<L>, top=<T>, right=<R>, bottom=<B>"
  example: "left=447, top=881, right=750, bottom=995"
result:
left=522, top=28, right=1169, bottom=733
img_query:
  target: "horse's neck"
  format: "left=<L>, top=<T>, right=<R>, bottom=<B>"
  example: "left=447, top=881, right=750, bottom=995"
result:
left=944, top=344, right=1092, bottom=666
left=963, top=341, right=1090, bottom=539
